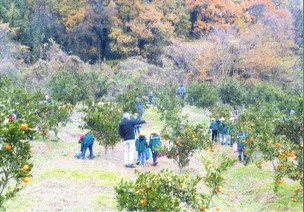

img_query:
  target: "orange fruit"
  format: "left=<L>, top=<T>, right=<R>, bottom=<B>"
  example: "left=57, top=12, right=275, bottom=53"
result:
left=140, top=199, right=147, bottom=204
left=5, top=144, right=12, bottom=151
left=146, top=184, right=151, bottom=189
left=22, top=164, right=29, bottom=171
left=23, top=177, right=30, bottom=183
left=216, top=206, right=221, bottom=211
left=216, top=186, right=222, bottom=193
left=295, top=187, right=301, bottom=192
left=291, top=197, right=297, bottom=202
left=275, top=143, right=281, bottom=147
left=199, top=205, right=206, bottom=211
left=278, top=179, right=284, bottom=184
left=21, top=123, right=28, bottom=131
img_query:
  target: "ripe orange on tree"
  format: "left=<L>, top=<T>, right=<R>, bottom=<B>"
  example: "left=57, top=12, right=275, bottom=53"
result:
left=22, top=164, right=29, bottom=171
left=23, top=177, right=30, bottom=183
left=216, top=186, right=222, bottom=193
left=5, top=144, right=12, bottom=151
left=140, top=199, right=147, bottom=204
left=21, top=123, right=28, bottom=131
left=199, top=205, right=206, bottom=211
left=291, top=197, right=297, bottom=202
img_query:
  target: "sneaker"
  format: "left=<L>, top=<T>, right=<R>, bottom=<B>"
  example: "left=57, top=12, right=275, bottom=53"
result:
left=153, top=162, right=158, bottom=166
left=136, top=161, right=140, bottom=165
left=129, top=164, right=136, bottom=168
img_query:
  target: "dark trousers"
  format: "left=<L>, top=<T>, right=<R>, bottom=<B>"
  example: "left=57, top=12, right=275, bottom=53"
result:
left=80, top=140, right=94, bottom=159
left=212, top=130, right=218, bottom=142
left=152, top=152, right=158, bottom=163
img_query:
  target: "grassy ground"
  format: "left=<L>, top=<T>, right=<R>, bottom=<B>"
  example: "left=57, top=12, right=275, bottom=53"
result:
left=4, top=106, right=303, bottom=211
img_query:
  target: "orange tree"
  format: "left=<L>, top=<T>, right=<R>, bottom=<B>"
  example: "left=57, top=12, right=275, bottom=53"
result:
left=156, top=85, right=212, bottom=171
left=232, top=101, right=303, bottom=198
left=161, top=117, right=211, bottom=172
left=0, top=78, right=73, bottom=139
left=82, top=100, right=122, bottom=151
left=6, top=89, right=73, bottom=139
left=0, top=111, right=33, bottom=208
left=116, top=84, right=148, bottom=114
left=115, top=155, right=235, bottom=211
left=31, top=99, right=74, bottom=139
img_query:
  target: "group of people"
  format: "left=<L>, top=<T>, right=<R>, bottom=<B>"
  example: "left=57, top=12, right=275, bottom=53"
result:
left=208, top=108, right=248, bottom=163
left=119, top=112, right=161, bottom=168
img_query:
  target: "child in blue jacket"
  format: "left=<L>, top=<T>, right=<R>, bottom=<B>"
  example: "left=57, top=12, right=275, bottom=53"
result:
left=135, top=132, right=148, bottom=166
left=149, top=130, right=162, bottom=166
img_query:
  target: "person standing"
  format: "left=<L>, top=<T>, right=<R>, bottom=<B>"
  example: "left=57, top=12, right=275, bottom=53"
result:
left=135, top=98, right=144, bottom=118
left=209, top=118, right=218, bottom=142
left=135, top=132, right=148, bottom=166
left=218, top=117, right=226, bottom=145
left=118, top=112, right=146, bottom=168
left=148, top=92, right=154, bottom=105
left=149, top=130, right=162, bottom=166
left=177, top=84, right=186, bottom=106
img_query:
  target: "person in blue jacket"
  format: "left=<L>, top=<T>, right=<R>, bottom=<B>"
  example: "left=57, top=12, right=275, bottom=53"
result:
left=149, top=130, right=162, bottom=166
left=135, top=131, right=148, bottom=166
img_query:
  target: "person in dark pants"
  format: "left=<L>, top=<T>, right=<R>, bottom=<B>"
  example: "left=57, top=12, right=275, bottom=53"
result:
left=177, top=84, right=186, bottom=106
left=209, top=118, right=218, bottom=142
left=77, top=134, right=95, bottom=160
left=236, top=131, right=248, bottom=164
left=119, top=112, right=146, bottom=168
left=135, top=98, right=144, bottom=118
left=149, top=130, right=162, bottom=166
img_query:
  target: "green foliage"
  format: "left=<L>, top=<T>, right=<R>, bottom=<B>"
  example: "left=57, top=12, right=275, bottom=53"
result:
left=82, top=100, right=122, bottom=149
left=187, top=81, right=218, bottom=107
left=155, top=84, right=181, bottom=123
left=232, top=102, right=303, bottom=193
left=115, top=155, right=235, bottom=211
left=161, top=119, right=211, bottom=170
left=115, top=84, right=148, bottom=114
left=0, top=117, right=32, bottom=208
left=0, top=81, right=73, bottom=139
left=217, top=78, right=246, bottom=105
left=48, top=70, right=108, bottom=105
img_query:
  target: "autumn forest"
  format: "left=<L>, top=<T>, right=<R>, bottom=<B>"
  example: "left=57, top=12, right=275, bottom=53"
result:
left=0, top=0, right=302, bottom=85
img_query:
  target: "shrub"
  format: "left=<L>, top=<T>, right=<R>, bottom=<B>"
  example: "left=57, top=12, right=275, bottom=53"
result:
left=115, top=155, right=235, bottom=211
left=48, top=70, right=108, bottom=105
left=186, top=81, right=218, bottom=108
left=217, top=78, right=246, bottom=105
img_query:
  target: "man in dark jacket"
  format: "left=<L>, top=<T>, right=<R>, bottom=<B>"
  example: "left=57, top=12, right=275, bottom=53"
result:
left=119, top=112, right=146, bottom=168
